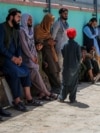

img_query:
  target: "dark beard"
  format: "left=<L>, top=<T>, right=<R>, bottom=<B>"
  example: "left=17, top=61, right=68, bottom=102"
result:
left=62, top=17, right=68, bottom=21
left=12, top=19, right=20, bottom=30
left=28, top=24, right=32, bottom=28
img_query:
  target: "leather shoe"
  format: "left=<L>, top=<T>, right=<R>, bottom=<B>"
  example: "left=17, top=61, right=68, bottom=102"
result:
left=12, top=101, right=28, bottom=112
left=0, top=108, right=11, bottom=117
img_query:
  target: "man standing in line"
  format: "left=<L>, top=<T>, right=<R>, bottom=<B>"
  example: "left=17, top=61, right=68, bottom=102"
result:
left=52, top=8, right=69, bottom=81
left=83, top=18, right=100, bottom=56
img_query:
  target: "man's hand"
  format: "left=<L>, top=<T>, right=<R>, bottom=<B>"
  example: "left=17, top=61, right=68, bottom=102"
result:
left=32, top=57, right=38, bottom=64
left=11, top=56, right=18, bottom=64
left=11, top=56, right=22, bottom=66
left=48, top=38, right=56, bottom=46
left=44, top=62, right=48, bottom=68
left=80, top=58, right=83, bottom=63
left=18, top=56, right=23, bottom=65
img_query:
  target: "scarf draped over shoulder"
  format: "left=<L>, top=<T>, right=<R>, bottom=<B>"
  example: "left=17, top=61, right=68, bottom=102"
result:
left=20, top=13, right=34, bottom=39
left=34, top=13, right=54, bottom=41
left=34, top=14, right=58, bottom=62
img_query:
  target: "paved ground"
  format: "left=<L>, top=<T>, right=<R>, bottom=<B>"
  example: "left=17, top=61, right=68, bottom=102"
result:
left=0, top=82, right=100, bottom=133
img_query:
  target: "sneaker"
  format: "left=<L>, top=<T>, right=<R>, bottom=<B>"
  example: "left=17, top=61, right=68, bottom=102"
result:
left=26, top=99, right=43, bottom=106
left=12, top=101, right=28, bottom=112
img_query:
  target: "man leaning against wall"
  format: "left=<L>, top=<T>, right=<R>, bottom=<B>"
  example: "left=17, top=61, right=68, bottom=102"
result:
left=52, top=8, right=69, bottom=82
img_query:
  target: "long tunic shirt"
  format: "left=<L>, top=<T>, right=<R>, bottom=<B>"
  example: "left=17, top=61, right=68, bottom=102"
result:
left=62, top=39, right=81, bottom=86
left=19, top=29, right=39, bottom=70
left=19, top=29, right=50, bottom=94
left=0, top=22, right=28, bottom=77
left=52, top=18, right=69, bottom=54
left=83, top=24, right=100, bottom=56
left=0, top=22, right=31, bottom=98
left=0, top=22, right=21, bottom=62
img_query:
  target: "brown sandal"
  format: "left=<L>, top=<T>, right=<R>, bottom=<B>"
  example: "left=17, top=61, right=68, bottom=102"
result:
left=38, top=96, right=52, bottom=101
left=50, top=93, right=58, bottom=100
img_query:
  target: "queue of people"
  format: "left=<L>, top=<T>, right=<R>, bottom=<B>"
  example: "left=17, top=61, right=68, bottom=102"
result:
left=0, top=7, right=100, bottom=121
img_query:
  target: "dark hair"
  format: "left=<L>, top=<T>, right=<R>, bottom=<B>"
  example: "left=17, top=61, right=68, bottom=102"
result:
left=6, top=9, right=21, bottom=21
left=35, top=40, right=44, bottom=45
left=89, top=17, right=97, bottom=23
left=81, top=46, right=87, bottom=51
left=59, top=8, right=68, bottom=14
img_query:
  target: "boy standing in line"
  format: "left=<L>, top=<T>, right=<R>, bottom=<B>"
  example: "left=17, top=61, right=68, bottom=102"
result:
left=58, top=28, right=81, bottom=103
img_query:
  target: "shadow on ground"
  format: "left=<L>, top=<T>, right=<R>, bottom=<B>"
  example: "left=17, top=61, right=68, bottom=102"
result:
left=1, top=82, right=98, bottom=123
left=66, top=101, right=89, bottom=109
left=77, top=82, right=92, bottom=91
left=0, top=100, right=51, bottom=123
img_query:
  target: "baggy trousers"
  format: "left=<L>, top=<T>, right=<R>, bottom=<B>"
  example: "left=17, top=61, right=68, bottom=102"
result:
left=58, top=71, right=79, bottom=102
left=2, top=59, right=31, bottom=99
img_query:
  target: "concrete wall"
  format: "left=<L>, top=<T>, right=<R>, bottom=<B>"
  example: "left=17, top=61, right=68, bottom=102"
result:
left=0, top=1, right=99, bottom=45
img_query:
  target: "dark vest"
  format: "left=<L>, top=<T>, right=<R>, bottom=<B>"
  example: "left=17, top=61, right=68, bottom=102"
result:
left=83, top=24, right=95, bottom=52
left=0, top=22, right=19, bottom=67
